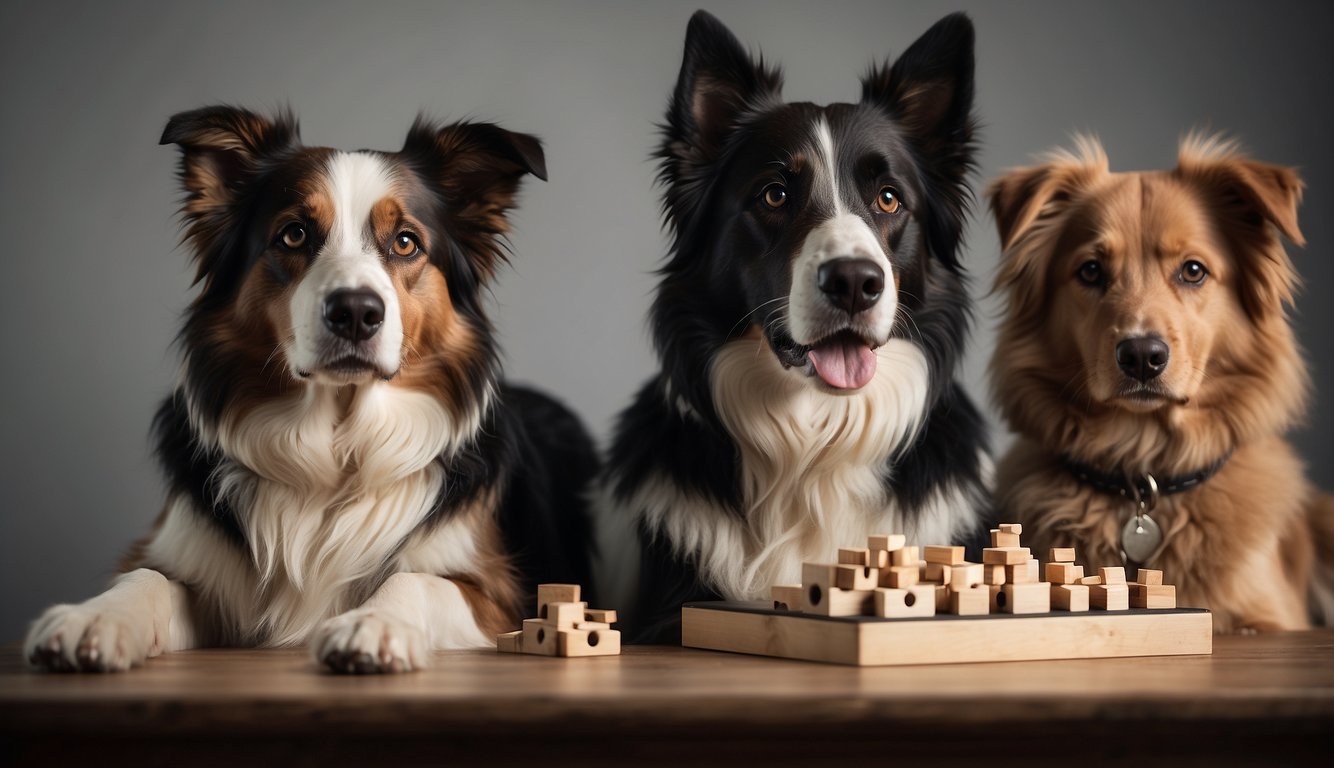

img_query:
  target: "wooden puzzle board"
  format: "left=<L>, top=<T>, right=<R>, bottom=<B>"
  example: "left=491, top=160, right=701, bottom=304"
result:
left=681, top=601, right=1212, bottom=666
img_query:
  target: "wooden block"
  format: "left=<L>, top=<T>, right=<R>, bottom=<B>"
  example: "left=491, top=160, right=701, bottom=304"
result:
left=496, top=630, right=523, bottom=653
left=865, top=549, right=889, bottom=568
left=984, top=564, right=1006, bottom=585
left=922, top=562, right=952, bottom=584
left=545, top=601, right=587, bottom=629
left=868, top=533, right=906, bottom=552
left=838, top=547, right=871, bottom=566
left=924, top=545, right=966, bottom=565
left=1045, top=562, right=1082, bottom=585
left=890, top=546, right=919, bottom=567
left=537, top=584, right=581, bottom=619
left=1099, top=567, right=1127, bottom=586
left=1002, top=582, right=1051, bottom=614
left=584, top=608, right=617, bottom=624
left=950, top=585, right=990, bottom=616
left=575, top=621, right=610, bottom=630
left=1049, top=547, right=1077, bottom=563
left=802, top=562, right=839, bottom=589
left=1130, top=584, right=1177, bottom=609
left=988, top=584, right=1003, bottom=612
left=771, top=584, right=804, bottom=612
left=948, top=563, right=984, bottom=590
left=1026, top=559, right=1041, bottom=583
left=983, top=547, right=1031, bottom=565
left=998, top=523, right=1023, bottom=535
left=873, top=586, right=936, bottom=618
left=521, top=618, right=559, bottom=656
left=1136, top=568, right=1164, bottom=586
left=1091, top=584, right=1130, bottom=611
left=804, top=586, right=875, bottom=616
left=1051, top=584, right=1090, bottom=612
left=1080, top=575, right=1103, bottom=586
left=879, top=566, right=918, bottom=589
left=934, top=585, right=951, bottom=611
left=1005, top=562, right=1036, bottom=584
left=835, top=563, right=878, bottom=590
left=557, top=627, right=621, bottom=657
left=991, top=530, right=1021, bottom=547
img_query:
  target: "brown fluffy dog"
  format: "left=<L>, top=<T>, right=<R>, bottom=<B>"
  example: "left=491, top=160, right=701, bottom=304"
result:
left=987, top=135, right=1333, bottom=632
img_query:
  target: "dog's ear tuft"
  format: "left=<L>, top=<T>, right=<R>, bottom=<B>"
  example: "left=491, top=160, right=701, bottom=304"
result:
left=988, top=137, right=1109, bottom=252
left=402, top=118, right=546, bottom=279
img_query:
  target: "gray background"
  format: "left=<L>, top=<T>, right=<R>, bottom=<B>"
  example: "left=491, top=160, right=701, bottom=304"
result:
left=1, top=0, right=1329, bottom=643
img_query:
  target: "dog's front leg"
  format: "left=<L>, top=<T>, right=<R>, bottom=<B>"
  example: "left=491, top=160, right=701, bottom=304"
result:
left=312, top=573, right=493, bottom=674
left=25, top=568, right=199, bottom=672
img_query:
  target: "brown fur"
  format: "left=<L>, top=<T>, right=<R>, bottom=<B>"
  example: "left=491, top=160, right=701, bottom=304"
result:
left=987, top=135, right=1333, bottom=632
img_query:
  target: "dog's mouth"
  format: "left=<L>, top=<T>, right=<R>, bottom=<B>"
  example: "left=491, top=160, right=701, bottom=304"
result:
left=1113, top=381, right=1189, bottom=409
left=770, top=329, right=880, bottom=390
left=297, top=354, right=396, bottom=383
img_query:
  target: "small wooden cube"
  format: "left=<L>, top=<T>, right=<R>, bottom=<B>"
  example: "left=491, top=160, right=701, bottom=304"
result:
left=924, top=545, right=966, bottom=565
left=865, top=549, right=890, bottom=568
left=879, top=566, right=919, bottom=588
left=1049, top=547, right=1077, bottom=563
left=545, top=601, right=587, bottom=629
left=984, top=564, right=1006, bottom=585
left=948, top=562, right=983, bottom=590
left=1045, top=562, right=1082, bottom=585
left=835, top=563, right=878, bottom=590
left=890, top=546, right=920, bottom=567
left=496, top=630, right=523, bottom=653
left=873, top=586, right=936, bottom=618
left=804, top=586, right=875, bottom=616
left=1099, top=566, right=1128, bottom=586
left=537, top=584, right=581, bottom=619
left=1005, top=563, right=1036, bottom=584
left=1136, top=568, right=1164, bottom=586
left=558, top=627, right=621, bottom=657
left=1091, top=584, right=1130, bottom=611
left=1129, top=584, right=1176, bottom=609
left=990, top=530, right=1021, bottom=547
left=922, top=562, right=952, bottom=584
left=838, top=547, right=872, bottom=566
left=983, top=547, right=1031, bottom=565
left=950, top=585, right=990, bottom=616
left=1002, top=582, right=1051, bottom=614
left=770, top=585, right=803, bottom=612
left=1026, top=559, right=1041, bottom=583
left=802, top=562, right=839, bottom=590
left=521, top=618, right=559, bottom=656
left=868, top=533, right=906, bottom=552
left=584, top=609, right=617, bottom=624
left=1080, top=575, right=1103, bottom=586
left=998, top=523, right=1023, bottom=535
left=1051, top=584, right=1090, bottom=612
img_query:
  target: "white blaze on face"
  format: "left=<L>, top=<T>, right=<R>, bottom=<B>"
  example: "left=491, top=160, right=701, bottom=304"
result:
left=288, top=152, right=404, bottom=381
left=786, top=119, right=898, bottom=390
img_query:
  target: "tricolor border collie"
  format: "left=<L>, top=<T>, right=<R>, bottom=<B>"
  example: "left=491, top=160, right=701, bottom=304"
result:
left=24, top=106, right=595, bottom=673
left=603, top=12, right=991, bottom=642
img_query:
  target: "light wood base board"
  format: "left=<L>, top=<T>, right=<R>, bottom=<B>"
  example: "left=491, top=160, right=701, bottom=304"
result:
left=681, top=601, right=1212, bottom=666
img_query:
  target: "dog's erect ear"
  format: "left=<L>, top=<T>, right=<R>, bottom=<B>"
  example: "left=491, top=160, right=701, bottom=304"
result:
left=160, top=105, right=299, bottom=284
left=401, top=119, right=546, bottom=278
left=663, top=11, right=783, bottom=171
left=862, top=13, right=975, bottom=165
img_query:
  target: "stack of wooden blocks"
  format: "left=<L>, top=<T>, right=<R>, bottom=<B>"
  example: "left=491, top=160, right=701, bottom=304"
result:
left=771, top=524, right=1178, bottom=619
left=496, top=583, right=621, bottom=657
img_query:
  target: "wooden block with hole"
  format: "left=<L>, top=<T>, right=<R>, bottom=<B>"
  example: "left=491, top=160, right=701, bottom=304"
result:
left=873, top=586, right=935, bottom=618
left=834, top=563, right=878, bottom=590
left=868, top=533, right=906, bottom=552
left=983, top=547, right=1031, bottom=565
left=924, top=545, right=966, bottom=565
left=1002, top=582, right=1051, bottom=614
left=1005, top=562, right=1036, bottom=584
left=948, top=563, right=983, bottom=591
left=584, top=608, right=617, bottom=624
left=890, top=546, right=919, bottom=567
left=771, top=584, right=803, bottom=612
left=1130, top=584, right=1177, bottom=609
left=496, top=630, right=523, bottom=653
left=521, top=618, right=559, bottom=656
left=537, top=584, right=580, bottom=620
left=951, top=585, right=990, bottom=616
left=804, top=586, right=875, bottom=616
left=1049, top=547, right=1077, bottom=563
left=1046, top=562, right=1083, bottom=585
left=998, top=523, right=1023, bottom=535
left=545, top=601, right=588, bottom=629
left=879, top=566, right=918, bottom=589
left=557, top=627, right=621, bottom=657
left=1091, top=584, right=1129, bottom=611
left=1051, top=584, right=1090, bottom=612
left=988, top=584, right=1004, bottom=612
left=1136, top=569, right=1164, bottom=586
left=984, top=564, right=1006, bottom=585
left=838, top=547, right=871, bottom=566
left=1099, top=566, right=1127, bottom=585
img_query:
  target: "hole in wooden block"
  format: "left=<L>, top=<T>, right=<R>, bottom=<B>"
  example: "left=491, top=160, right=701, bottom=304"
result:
left=536, top=628, right=546, bottom=644
left=588, top=631, right=600, bottom=647
left=997, top=591, right=1008, bottom=608
left=904, top=591, right=917, bottom=607
left=809, top=584, right=823, bottom=606
left=863, top=566, right=872, bottom=579
left=773, top=601, right=788, bottom=611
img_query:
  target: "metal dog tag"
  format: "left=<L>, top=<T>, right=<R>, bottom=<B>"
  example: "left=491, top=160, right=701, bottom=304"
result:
left=1121, top=513, right=1163, bottom=564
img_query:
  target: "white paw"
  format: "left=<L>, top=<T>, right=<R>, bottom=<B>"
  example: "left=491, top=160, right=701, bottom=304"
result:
left=312, top=609, right=429, bottom=674
left=25, top=604, right=158, bottom=672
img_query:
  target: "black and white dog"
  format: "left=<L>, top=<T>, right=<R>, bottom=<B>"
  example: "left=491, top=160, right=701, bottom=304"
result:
left=602, top=12, right=992, bottom=642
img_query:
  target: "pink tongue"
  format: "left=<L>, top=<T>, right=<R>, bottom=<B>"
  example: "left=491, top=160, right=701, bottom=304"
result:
left=808, top=337, right=877, bottom=389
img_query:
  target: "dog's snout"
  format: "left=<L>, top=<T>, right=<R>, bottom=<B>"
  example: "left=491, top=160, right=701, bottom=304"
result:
left=817, top=258, right=884, bottom=316
left=1116, top=336, right=1170, bottom=382
left=323, top=288, right=385, bottom=342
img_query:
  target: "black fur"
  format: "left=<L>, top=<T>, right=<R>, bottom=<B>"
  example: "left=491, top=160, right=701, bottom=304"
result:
left=606, top=12, right=992, bottom=642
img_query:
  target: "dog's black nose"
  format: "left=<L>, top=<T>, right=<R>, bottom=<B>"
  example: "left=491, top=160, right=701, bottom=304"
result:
left=323, top=289, right=385, bottom=342
left=817, top=258, right=885, bottom=316
left=1116, top=336, right=1170, bottom=382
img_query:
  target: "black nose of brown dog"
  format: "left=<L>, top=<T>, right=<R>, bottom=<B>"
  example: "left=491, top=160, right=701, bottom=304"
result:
left=818, top=258, right=885, bottom=316
left=1116, top=336, right=1170, bottom=382
left=323, top=289, right=385, bottom=342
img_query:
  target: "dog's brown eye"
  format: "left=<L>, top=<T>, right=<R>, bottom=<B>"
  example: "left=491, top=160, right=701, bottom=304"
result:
left=876, top=187, right=902, bottom=214
left=391, top=232, right=421, bottom=258
left=279, top=223, right=307, bottom=250
left=1077, top=260, right=1104, bottom=287
left=1180, top=259, right=1208, bottom=285
left=762, top=183, right=788, bottom=209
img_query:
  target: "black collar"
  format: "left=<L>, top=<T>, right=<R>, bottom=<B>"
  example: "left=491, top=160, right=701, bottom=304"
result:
left=1062, top=451, right=1233, bottom=508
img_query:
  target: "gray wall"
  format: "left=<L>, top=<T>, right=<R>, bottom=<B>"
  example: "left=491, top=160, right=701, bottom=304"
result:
left=1, top=0, right=1329, bottom=642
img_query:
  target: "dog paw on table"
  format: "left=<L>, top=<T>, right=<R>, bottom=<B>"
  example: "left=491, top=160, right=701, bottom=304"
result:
left=312, top=609, right=430, bottom=674
left=25, top=604, right=158, bottom=672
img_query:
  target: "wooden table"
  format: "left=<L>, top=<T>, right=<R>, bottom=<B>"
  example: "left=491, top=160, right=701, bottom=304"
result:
left=3, top=632, right=1332, bottom=766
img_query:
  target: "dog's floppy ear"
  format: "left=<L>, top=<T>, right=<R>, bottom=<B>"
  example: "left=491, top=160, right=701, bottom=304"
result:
left=987, top=138, right=1109, bottom=252
left=1175, top=135, right=1304, bottom=318
left=401, top=118, right=546, bottom=279
left=160, top=105, right=299, bottom=285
